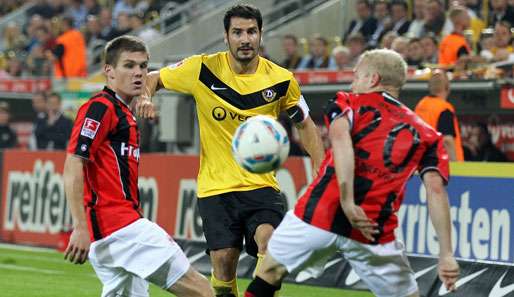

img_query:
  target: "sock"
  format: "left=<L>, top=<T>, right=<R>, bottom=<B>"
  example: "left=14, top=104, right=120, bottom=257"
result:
left=245, top=276, right=280, bottom=297
left=253, top=253, right=265, bottom=278
left=211, top=274, right=238, bottom=297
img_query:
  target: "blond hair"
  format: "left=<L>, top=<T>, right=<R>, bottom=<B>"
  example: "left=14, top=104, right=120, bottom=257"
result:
left=357, top=49, right=407, bottom=89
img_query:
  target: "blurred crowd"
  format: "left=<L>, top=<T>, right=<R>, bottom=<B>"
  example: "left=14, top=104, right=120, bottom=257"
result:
left=0, top=0, right=173, bottom=78
left=277, top=0, right=514, bottom=79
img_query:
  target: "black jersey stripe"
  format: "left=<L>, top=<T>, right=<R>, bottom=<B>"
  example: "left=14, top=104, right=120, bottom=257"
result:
left=74, top=101, right=108, bottom=159
left=372, top=192, right=397, bottom=244
left=330, top=207, right=353, bottom=237
left=109, top=100, right=132, bottom=202
left=199, top=63, right=290, bottom=110
left=302, top=166, right=335, bottom=224
left=89, top=207, right=103, bottom=241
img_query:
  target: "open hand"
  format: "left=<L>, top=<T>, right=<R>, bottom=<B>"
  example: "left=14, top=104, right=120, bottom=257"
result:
left=343, top=204, right=378, bottom=241
left=64, top=226, right=90, bottom=264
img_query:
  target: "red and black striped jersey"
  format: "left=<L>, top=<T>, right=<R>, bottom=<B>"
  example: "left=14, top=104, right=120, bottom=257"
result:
left=67, top=86, right=142, bottom=241
left=295, top=91, right=449, bottom=244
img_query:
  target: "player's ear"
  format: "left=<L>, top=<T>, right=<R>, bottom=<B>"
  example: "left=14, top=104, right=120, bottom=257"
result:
left=371, top=72, right=381, bottom=87
left=224, top=32, right=228, bottom=44
left=104, top=64, right=114, bottom=80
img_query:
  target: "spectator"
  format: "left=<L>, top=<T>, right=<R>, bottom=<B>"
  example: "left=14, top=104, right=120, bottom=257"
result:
left=408, top=0, right=426, bottom=38
left=463, top=122, right=508, bottom=162
left=27, top=0, right=64, bottom=19
left=26, top=44, right=52, bottom=76
left=39, top=92, right=72, bottom=150
left=415, top=70, right=464, bottom=161
left=35, top=25, right=57, bottom=53
left=423, top=0, right=447, bottom=37
left=0, top=102, right=18, bottom=149
left=297, top=35, right=336, bottom=70
left=391, top=36, right=409, bottom=59
left=29, top=92, right=47, bottom=150
left=407, top=38, right=424, bottom=68
left=65, top=0, right=87, bottom=28
left=421, top=35, right=439, bottom=64
left=390, top=1, right=411, bottom=36
left=438, top=6, right=471, bottom=67
left=84, top=0, right=101, bottom=16
left=489, top=0, right=514, bottom=27
left=112, top=12, right=133, bottom=38
left=332, top=45, right=351, bottom=70
left=84, top=15, right=103, bottom=46
left=130, top=12, right=161, bottom=43
left=490, top=21, right=513, bottom=62
left=380, top=31, right=398, bottom=48
left=442, top=0, right=485, bottom=45
left=99, top=8, right=116, bottom=41
left=2, top=22, right=27, bottom=53
left=369, top=0, right=391, bottom=47
left=347, top=33, right=367, bottom=66
left=113, top=0, right=147, bottom=21
left=5, top=56, right=23, bottom=78
left=344, top=0, right=378, bottom=42
left=280, top=34, right=302, bottom=70
left=479, top=34, right=495, bottom=60
left=47, top=16, right=87, bottom=78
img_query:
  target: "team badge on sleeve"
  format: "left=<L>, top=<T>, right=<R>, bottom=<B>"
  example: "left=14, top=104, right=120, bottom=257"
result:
left=81, top=118, right=101, bottom=139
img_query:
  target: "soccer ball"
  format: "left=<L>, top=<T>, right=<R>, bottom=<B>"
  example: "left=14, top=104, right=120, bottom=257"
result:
left=232, top=115, right=290, bottom=174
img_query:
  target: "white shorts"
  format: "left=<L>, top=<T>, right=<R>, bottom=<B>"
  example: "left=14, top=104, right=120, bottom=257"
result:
left=88, top=218, right=190, bottom=297
left=268, top=211, right=417, bottom=297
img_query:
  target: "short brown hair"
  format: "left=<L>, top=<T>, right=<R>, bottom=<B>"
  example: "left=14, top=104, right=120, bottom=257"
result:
left=104, top=35, right=148, bottom=67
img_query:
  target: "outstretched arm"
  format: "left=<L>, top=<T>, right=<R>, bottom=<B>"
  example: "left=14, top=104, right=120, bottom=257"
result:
left=63, top=154, right=90, bottom=264
left=423, top=171, right=459, bottom=291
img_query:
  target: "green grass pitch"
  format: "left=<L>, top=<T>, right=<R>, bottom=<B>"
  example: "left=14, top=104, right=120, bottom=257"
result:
left=0, top=244, right=373, bottom=297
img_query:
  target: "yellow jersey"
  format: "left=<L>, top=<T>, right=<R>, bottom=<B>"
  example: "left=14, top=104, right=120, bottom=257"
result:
left=160, top=52, right=302, bottom=197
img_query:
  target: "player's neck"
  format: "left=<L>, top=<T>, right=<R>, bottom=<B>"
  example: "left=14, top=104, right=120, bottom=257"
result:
left=107, top=84, right=133, bottom=106
left=371, top=86, right=400, bottom=98
left=228, top=54, right=259, bottom=74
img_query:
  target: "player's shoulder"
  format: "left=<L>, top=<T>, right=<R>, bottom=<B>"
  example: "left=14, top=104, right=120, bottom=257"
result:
left=259, top=56, right=295, bottom=79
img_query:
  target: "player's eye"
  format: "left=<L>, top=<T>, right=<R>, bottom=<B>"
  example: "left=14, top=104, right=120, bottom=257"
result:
left=140, top=62, right=148, bottom=69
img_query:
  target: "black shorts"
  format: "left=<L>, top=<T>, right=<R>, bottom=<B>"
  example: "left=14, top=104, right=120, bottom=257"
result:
left=197, top=187, right=286, bottom=257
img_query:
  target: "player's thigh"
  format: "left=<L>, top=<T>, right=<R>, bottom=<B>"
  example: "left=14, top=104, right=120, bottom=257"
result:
left=90, top=219, right=187, bottom=285
left=197, top=194, right=244, bottom=252
left=145, top=247, right=191, bottom=292
left=166, top=266, right=213, bottom=297
left=239, top=187, right=285, bottom=256
left=90, top=263, right=149, bottom=297
left=341, top=239, right=418, bottom=297
left=267, top=210, right=338, bottom=277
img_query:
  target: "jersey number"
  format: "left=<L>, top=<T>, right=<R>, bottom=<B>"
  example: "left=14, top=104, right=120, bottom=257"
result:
left=353, top=105, right=420, bottom=173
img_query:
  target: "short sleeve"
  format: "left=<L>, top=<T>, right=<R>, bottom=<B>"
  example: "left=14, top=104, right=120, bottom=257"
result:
left=323, top=91, right=354, bottom=127
left=280, top=76, right=301, bottom=112
left=159, top=55, right=202, bottom=94
left=436, top=109, right=456, bottom=136
left=418, top=138, right=450, bottom=184
left=67, top=100, right=113, bottom=161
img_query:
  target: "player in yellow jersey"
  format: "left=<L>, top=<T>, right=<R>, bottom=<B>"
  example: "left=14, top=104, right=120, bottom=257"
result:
left=138, top=4, right=325, bottom=297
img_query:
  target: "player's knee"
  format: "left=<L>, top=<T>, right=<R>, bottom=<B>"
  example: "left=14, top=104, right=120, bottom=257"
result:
left=254, top=224, right=274, bottom=253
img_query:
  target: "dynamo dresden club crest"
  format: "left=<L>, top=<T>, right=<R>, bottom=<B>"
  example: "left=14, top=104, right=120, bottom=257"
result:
left=261, top=89, right=276, bottom=102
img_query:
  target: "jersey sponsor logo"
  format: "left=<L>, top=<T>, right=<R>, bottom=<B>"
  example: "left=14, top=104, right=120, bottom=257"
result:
left=210, top=84, right=227, bottom=91
left=211, top=106, right=251, bottom=122
left=80, top=118, right=100, bottom=139
left=212, top=106, right=227, bottom=121
left=120, top=142, right=140, bottom=161
left=261, top=89, right=277, bottom=102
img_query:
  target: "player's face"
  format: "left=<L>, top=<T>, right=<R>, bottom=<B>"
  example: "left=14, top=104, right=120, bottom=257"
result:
left=225, top=17, right=261, bottom=63
left=351, top=60, right=377, bottom=94
left=105, top=51, right=148, bottom=101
